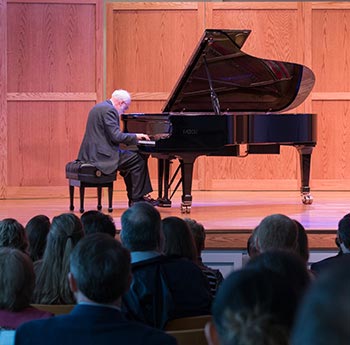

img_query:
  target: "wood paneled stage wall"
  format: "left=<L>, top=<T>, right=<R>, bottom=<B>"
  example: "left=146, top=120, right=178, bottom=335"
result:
left=1, top=1, right=350, bottom=200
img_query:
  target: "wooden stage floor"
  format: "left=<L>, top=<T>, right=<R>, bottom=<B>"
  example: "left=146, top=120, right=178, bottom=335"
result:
left=0, top=190, right=347, bottom=250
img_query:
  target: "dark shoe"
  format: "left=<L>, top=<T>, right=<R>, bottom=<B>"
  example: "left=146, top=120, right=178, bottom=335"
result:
left=129, top=195, right=159, bottom=207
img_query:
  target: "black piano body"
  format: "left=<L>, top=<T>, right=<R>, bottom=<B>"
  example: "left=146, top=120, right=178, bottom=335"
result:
left=122, top=29, right=317, bottom=213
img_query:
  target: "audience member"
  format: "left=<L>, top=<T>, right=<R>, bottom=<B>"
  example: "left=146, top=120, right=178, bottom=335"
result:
left=246, top=250, right=311, bottom=303
left=311, top=213, right=350, bottom=275
left=184, top=217, right=224, bottom=296
left=80, top=210, right=116, bottom=237
left=15, top=233, right=176, bottom=345
left=25, top=215, right=50, bottom=262
left=292, top=255, right=350, bottom=345
left=252, top=213, right=298, bottom=254
left=0, top=218, right=28, bottom=253
left=162, top=216, right=197, bottom=261
left=120, top=202, right=212, bottom=329
left=33, top=213, right=84, bottom=304
left=205, top=267, right=299, bottom=345
left=0, top=247, right=52, bottom=330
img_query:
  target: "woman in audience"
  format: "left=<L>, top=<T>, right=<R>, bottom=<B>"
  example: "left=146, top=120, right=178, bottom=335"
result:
left=33, top=213, right=84, bottom=304
left=184, top=218, right=224, bottom=296
left=162, top=216, right=215, bottom=295
left=162, top=216, right=197, bottom=261
left=0, top=247, right=52, bottom=329
left=25, top=215, right=50, bottom=262
left=0, top=218, right=28, bottom=253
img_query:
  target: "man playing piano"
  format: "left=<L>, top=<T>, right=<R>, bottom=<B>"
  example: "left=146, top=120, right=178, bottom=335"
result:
left=77, top=89, right=158, bottom=207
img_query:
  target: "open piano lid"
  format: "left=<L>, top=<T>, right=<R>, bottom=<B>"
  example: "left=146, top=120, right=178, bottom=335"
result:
left=163, top=29, right=315, bottom=114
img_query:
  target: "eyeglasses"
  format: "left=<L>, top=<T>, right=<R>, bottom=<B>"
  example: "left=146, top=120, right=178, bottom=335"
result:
left=121, top=101, right=130, bottom=110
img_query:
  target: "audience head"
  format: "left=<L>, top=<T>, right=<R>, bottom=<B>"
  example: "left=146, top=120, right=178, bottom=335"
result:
left=184, top=218, right=206, bottom=256
left=206, top=267, right=296, bottom=345
left=34, top=213, right=84, bottom=304
left=253, top=214, right=298, bottom=253
left=120, top=202, right=163, bottom=252
left=293, top=219, right=310, bottom=262
left=80, top=210, right=116, bottom=238
left=0, top=247, right=35, bottom=311
left=25, top=215, right=50, bottom=262
left=246, top=250, right=311, bottom=302
left=337, top=213, right=350, bottom=253
left=246, top=232, right=259, bottom=259
left=69, top=233, right=131, bottom=305
left=292, top=256, right=350, bottom=345
left=162, top=216, right=197, bottom=261
left=0, top=218, right=28, bottom=253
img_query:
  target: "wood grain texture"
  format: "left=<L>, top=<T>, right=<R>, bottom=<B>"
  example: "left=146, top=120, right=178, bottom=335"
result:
left=6, top=1, right=103, bottom=188
left=0, top=190, right=344, bottom=250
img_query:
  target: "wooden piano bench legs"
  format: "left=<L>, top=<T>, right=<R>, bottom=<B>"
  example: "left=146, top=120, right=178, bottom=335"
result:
left=65, top=161, right=117, bottom=213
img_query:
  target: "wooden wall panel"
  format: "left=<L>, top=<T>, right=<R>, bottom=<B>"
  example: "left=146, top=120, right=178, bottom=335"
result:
left=7, top=101, right=92, bottom=186
left=7, top=2, right=96, bottom=92
left=5, top=0, right=103, bottom=194
left=310, top=2, right=350, bottom=190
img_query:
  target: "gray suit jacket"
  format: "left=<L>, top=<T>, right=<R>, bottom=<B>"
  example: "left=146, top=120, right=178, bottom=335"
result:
left=78, top=100, right=137, bottom=174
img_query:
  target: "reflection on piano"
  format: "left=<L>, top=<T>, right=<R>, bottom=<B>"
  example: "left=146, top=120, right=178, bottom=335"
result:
left=122, top=29, right=317, bottom=213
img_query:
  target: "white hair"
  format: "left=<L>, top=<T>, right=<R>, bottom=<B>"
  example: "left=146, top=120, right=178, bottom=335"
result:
left=111, top=89, right=131, bottom=102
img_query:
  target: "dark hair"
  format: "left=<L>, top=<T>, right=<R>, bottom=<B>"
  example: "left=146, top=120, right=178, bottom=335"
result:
left=292, top=255, right=350, bottom=345
left=162, top=216, right=197, bottom=261
left=25, top=215, right=50, bottom=262
left=120, top=202, right=162, bottom=252
left=80, top=210, right=116, bottom=238
left=337, top=213, right=350, bottom=248
left=33, top=213, right=84, bottom=304
left=184, top=218, right=205, bottom=255
left=70, top=233, right=131, bottom=303
left=0, top=218, right=28, bottom=252
left=213, top=268, right=296, bottom=345
left=246, top=250, right=311, bottom=302
left=0, top=247, right=35, bottom=311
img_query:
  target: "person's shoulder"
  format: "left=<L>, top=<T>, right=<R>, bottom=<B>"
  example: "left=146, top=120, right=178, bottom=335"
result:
left=131, top=322, right=177, bottom=345
left=311, top=253, right=344, bottom=273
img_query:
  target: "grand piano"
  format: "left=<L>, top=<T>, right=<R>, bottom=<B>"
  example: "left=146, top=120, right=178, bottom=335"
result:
left=122, top=29, right=317, bottom=213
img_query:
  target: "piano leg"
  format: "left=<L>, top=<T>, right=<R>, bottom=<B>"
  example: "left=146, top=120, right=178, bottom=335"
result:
left=295, top=145, right=314, bottom=205
left=179, top=154, right=198, bottom=213
left=157, top=158, right=172, bottom=207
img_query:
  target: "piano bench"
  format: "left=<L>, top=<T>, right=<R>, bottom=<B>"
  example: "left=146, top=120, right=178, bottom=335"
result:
left=65, top=160, right=117, bottom=213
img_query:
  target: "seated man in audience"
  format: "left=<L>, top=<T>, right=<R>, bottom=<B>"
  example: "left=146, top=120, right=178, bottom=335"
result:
left=80, top=210, right=117, bottom=238
left=120, top=202, right=212, bottom=329
left=292, top=255, right=350, bottom=345
left=15, top=233, right=176, bottom=345
left=205, top=266, right=301, bottom=345
left=310, top=213, right=350, bottom=275
left=252, top=213, right=299, bottom=254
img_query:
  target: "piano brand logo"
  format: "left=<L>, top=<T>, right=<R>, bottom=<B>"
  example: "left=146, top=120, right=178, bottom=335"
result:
left=183, top=128, right=198, bottom=135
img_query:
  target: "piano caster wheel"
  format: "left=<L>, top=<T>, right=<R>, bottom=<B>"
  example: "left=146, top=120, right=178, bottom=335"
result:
left=79, top=208, right=84, bottom=213
left=302, top=194, right=313, bottom=205
left=69, top=206, right=74, bottom=211
left=97, top=205, right=102, bottom=211
left=108, top=207, right=113, bottom=213
left=181, top=205, right=191, bottom=214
